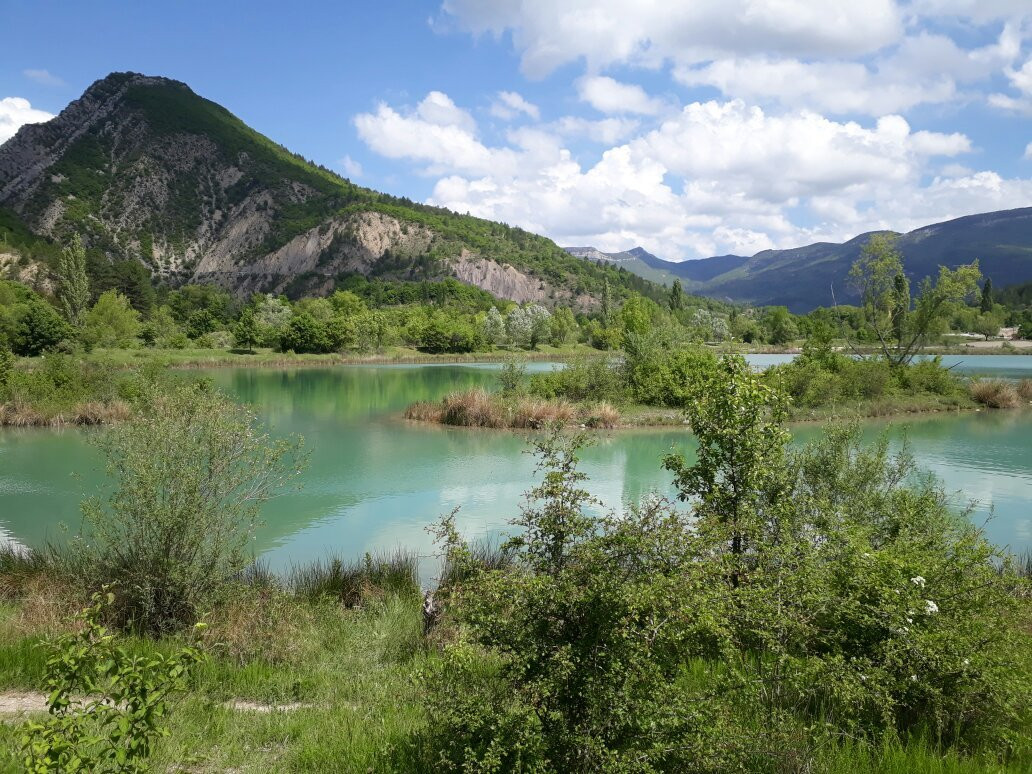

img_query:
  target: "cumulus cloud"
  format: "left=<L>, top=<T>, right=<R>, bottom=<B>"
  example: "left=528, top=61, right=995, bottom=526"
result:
left=490, top=90, right=540, bottom=120
left=355, top=89, right=1014, bottom=260
left=441, top=0, right=902, bottom=77
left=577, top=76, right=666, bottom=116
left=0, top=97, right=54, bottom=143
left=22, top=69, right=65, bottom=87
left=339, top=154, right=363, bottom=178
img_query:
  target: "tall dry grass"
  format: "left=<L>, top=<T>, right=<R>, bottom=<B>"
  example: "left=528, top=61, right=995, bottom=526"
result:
left=0, top=399, right=131, bottom=427
left=511, top=398, right=576, bottom=429
left=439, top=388, right=505, bottom=428
left=583, top=401, right=621, bottom=429
left=1017, top=379, right=1032, bottom=402
left=969, top=379, right=1021, bottom=408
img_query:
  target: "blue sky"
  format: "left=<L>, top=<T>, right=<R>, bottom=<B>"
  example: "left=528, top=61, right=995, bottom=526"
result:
left=3, top=0, right=1032, bottom=261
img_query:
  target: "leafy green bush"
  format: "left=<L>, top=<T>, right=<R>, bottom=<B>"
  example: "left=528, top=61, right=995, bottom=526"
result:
left=623, top=334, right=717, bottom=406
left=19, top=589, right=205, bottom=773
left=68, top=378, right=305, bottom=633
left=424, top=356, right=1029, bottom=770
left=529, top=355, right=626, bottom=403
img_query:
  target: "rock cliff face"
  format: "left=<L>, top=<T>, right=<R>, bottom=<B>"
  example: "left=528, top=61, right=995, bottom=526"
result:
left=0, top=72, right=641, bottom=307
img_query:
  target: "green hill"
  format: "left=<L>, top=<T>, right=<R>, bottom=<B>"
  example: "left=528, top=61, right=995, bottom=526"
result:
left=0, top=72, right=663, bottom=306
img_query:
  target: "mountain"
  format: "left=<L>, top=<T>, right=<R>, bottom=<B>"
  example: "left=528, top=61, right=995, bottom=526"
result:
left=0, top=72, right=662, bottom=306
left=568, top=208, right=1032, bottom=312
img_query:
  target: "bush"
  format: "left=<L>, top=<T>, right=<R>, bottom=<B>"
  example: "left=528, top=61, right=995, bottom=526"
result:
left=280, top=311, right=331, bottom=353
left=970, top=379, right=1020, bottom=408
left=424, top=358, right=1030, bottom=769
left=893, top=356, right=957, bottom=395
left=529, top=355, right=626, bottom=403
left=19, top=590, right=205, bottom=773
left=14, top=300, right=69, bottom=356
left=623, top=335, right=717, bottom=406
left=67, top=378, right=305, bottom=633
left=439, top=388, right=504, bottom=428
left=1017, top=379, right=1032, bottom=402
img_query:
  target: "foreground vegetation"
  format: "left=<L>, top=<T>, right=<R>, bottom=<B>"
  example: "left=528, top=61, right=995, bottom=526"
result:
left=0, top=355, right=1029, bottom=772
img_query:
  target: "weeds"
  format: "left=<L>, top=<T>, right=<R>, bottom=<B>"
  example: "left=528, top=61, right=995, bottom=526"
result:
left=970, top=379, right=1021, bottom=408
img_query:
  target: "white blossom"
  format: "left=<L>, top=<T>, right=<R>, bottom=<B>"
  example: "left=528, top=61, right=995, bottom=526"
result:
left=924, top=600, right=939, bottom=614
left=910, top=576, right=926, bottom=588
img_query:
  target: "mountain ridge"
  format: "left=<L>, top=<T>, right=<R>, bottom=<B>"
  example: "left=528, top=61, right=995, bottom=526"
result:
left=565, top=207, right=1032, bottom=312
left=0, top=72, right=663, bottom=307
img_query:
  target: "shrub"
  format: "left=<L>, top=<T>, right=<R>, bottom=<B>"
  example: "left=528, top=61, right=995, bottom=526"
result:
left=970, top=379, right=1020, bottom=408
left=511, top=397, right=575, bottom=428
left=14, top=300, right=69, bottom=356
left=529, top=355, right=625, bottom=403
left=1017, top=379, right=1032, bottom=402
left=894, top=356, right=957, bottom=395
left=582, top=400, right=620, bottom=428
left=82, top=290, right=141, bottom=348
left=439, top=388, right=504, bottom=428
left=623, top=337, right=717, bottom=407
left=19, top=590, right=205, bottom=773
left=67, top=378, right=305, bottom=634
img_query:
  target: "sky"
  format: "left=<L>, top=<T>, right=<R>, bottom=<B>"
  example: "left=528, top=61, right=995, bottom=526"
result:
left=3, top=0, right=1032, bottom=261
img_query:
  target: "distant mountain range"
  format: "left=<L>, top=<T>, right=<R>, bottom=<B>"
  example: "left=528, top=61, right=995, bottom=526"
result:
left=0, top=72, right=661, bottom=307
left=566, top=208, right=1032, bottom=312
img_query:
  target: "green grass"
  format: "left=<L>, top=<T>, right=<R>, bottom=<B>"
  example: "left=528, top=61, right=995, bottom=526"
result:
left=0, top=586, right=1026, bottom=773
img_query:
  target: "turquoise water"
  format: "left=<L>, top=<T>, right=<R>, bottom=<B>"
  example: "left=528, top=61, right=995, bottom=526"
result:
left=0, top=357, right=1030, bottom=574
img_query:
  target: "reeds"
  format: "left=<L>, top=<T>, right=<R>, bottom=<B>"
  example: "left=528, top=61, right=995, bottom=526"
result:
left=405, top=391, right=617, bottom=429
left=583, top=401, right=620, bottom=429
left=439, top=388, right=505, bottom=428
left=969, top=379, right=1020, bottom=408
left=289, top=550, right=420, bottom=606
left=511, top=398, right=576, bottom=429
left=0, top=399, right=131, bottom=427
left=1017, top=378, right=1032, bottom=402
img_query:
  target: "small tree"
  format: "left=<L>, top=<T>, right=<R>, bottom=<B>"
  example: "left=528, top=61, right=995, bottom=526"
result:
left=980, top=277, right=994, bottom=313
left=548, top=306, right=578, bottom=346
left=83, top=291, right=141, bottom=348
left=849, top=234, right=980, bottom=365
left=14, top=300, right=69, bottom=356
left=664, top=355, right=790, bottom=581
left=71, top=378, right=305, bottom=633
left=669, top=278, right=684, bottom=311
left=56, top=234, right=92, bottom=329
left=481, top=306, right=506, bottom=346
left=233, top=307, right=261, bottom=352
left=19, top=590, right=205, bottom=773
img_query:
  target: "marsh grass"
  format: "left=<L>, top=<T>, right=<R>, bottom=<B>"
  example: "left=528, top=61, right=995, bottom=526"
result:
left=1017, top=378, right=1032, bottom=402
left=289, top=551, right=420, bottom=607
left=970, top=379, right=1021, bottom=408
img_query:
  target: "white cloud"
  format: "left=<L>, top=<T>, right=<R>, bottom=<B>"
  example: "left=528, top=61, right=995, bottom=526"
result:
left=22, top=69, right=65, bottom=87
left=577, top=76, right=665, bottom=115
left=490, top=90, right=540, bottom=120
left=552, top=116, right=640, bottom=144
left=1024, top=142, right=1032, bottom=160
left=441, top=0, right=902, bottom=77
left=415, top=90, right=477, bottom=132
left=339, top=154, right=363, bottom=178
left=0, top=97, right=54, bottom=143
left=357, top=89, right=1012, bottom=260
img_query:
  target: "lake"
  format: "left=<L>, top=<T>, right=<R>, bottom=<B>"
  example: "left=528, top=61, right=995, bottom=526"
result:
left=1, top=356, right=1030, bottom=577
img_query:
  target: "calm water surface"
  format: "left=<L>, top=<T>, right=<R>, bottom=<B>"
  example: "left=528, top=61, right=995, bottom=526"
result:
left=0, top=356, right=1030, bottom=574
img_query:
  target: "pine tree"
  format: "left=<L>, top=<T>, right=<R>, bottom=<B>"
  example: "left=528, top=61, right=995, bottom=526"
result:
left=980, top=278, right=994, bottom=313
left=57, top=234, right=92, bottom=328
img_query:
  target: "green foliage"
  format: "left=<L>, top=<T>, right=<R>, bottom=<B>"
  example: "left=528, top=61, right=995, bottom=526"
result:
left=850, top=234, right=981, bottom=365
left=529, top=355, right=627, bottom=403
left=14, top=299, right=70, bottom=356
left=83, top=290, right=141, bottom=348
left=425, top=358, right=1030, bottom=771
left=280, top=311, right=331, bottom=354
left=0, top=344, right=12, bottom=394
left=56, top=234, right=91, bottom=328
left=623, top=333, right=717, bottom=406
left=497, top=355, right=527, bottom=397
left=232, top=307, right=261, bottom=352
left=69, top=378, right=305, bottom=633
left=548, top=306, right=578, bottom=346
left=185, top=309, right=218, bottom=339
left=19, top=590, right=205, bottom=773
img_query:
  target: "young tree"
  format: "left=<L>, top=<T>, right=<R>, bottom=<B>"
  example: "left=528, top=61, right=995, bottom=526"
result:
left=669, top=278, right=684, bottom=311
left=548, top=306, right=579, bottom=346
left=72, top=379, right=305, bottom=633
left=980, top=277, right=994, bottom=313
left=83, top=291, right=141, bottom=348
left=14, top=300, right=69, bottom=355
left=663, top=355, right=790, bottom=582
left=56, top=234, right=92, bottom=328
left=233, top=307, right=261, bottom=352
left=849, top=234, right=980, bottom=365
left=481, top=306, right=506, bottom=346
